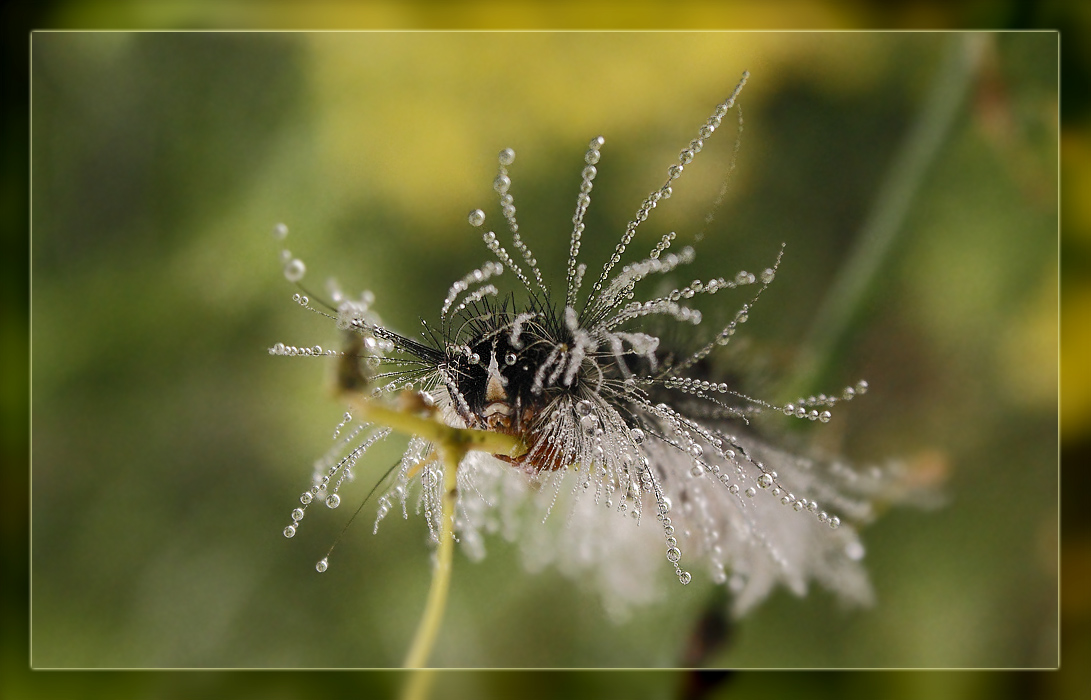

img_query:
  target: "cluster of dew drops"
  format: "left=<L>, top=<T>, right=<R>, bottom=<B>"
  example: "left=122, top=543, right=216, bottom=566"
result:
left=272, top=222, right=380, bottom=573
left=568, top=396, right=698, bottom=586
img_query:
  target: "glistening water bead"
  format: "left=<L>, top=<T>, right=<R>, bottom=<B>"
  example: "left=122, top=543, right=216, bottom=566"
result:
left=283, top=258, right=306, bottom=283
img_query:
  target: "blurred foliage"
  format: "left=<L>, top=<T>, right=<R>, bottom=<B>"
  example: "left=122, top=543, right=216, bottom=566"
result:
left=2, top=2, right=1082, bottom=700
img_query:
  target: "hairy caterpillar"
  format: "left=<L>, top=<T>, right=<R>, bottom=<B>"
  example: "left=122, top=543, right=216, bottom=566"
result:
left=272, top=71, right=914, bottom=618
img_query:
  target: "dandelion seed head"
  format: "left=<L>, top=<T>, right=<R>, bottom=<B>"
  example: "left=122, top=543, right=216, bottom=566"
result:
left=273, top=71, right=931, bottom=620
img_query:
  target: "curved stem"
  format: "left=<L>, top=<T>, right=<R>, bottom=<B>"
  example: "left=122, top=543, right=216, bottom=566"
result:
left=345, top=393, right=526, bottom=687
left=402, top=442, right=461, bottom=669
left=349, top=399, right=526, bottom=459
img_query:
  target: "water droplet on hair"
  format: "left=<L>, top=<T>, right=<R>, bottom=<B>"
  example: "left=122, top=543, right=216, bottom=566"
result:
left=326, top=494, right=340, bottom=508
left=291, top=508, right=304, bottom=522
left=316, top=558, right=328, bottom=573
left=575, top=400, right=593, bottom=416
left=283, top=524, right=296, bottom=538
left=666, top=547, right=681, bottom=563
left=300, top=492, right=313, bottom=505
left=283, top=259, right=305, bottom=282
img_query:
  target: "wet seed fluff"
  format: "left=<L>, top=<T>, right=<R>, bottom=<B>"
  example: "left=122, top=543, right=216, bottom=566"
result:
left=271, top=72, right=926, bottom=619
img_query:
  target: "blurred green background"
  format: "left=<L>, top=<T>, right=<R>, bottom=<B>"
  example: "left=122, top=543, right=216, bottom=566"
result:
left=4, top=4, right=1081, bottom=700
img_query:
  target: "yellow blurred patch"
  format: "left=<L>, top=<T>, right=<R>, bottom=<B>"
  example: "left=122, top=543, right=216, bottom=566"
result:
left=998, top=266, right=1058, bottom=410
left=1063, top=129, right=1091, bottom=244
left=1062, top=282, right=1091, bottom=441
left=302, top=32, right=891, bottom=242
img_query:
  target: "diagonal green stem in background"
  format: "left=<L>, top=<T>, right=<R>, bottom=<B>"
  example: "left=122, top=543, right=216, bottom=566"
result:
left=783, top=34, right=987, bottom=398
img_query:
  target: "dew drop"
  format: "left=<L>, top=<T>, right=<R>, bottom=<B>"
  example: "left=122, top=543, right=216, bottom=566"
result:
left=629, top=428, right=646, bottom=445
left=316, top=558, right=328, bottom=573
left=745, top=487, right=756, bottom=498
left=678, top=570, right=692, bottom=585
left=819, top=410, right=832, bottom=423
left=666, top=547, right=682, bottom=563
left=283, top=524, right=297, bottom=538
left=498, top=148, right=516, bottom=165
left=300, top=492, right=313, bottom=505
left=326, top=494, right=341, bottom=509
left=757, top=473, right=774, bottom=489
left=855, top=380, right=869, bottom=395
left=291, top=508, right=305, bottom=522
left=468, top=209, right=486, bottom=227
left=504, top=352, right=517, bottom=366
left=273, top=223, right=289, bottom=240
left=575, top=400, right=593, bottom=416
left=283, top=258, right=306, bottom=283
left=760, top=268, right=776, bottom=284
left=829, top=516, right=841, bottom=529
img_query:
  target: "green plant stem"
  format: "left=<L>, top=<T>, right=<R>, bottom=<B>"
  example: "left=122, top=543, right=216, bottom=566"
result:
left=345, top=396, right=525, bottom=697
left=403, top=442, right=460, bottom=669
left=784, top=34, right=986, bottom=398
left=403, top=670, right=436, bottom=700
left=351, top=400, right=526, bottom=459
